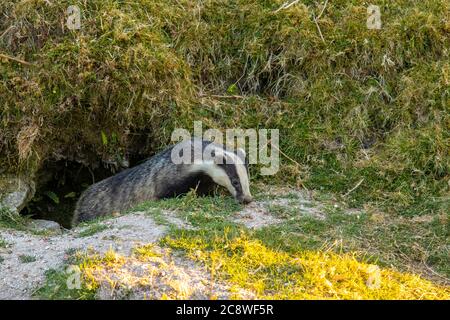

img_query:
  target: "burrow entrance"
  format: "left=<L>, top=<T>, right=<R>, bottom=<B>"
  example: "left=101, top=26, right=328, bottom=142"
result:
left=20, top=160, right=115, bottom=229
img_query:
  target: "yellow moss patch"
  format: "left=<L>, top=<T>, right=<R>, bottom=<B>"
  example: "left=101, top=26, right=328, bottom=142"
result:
left=77, top=249, right=127, bottom=291
left=165, top=235, right=450, bottom=300
left=133, top=244, right=162, bottom=261
left=70, top=246, right=234, bottom=299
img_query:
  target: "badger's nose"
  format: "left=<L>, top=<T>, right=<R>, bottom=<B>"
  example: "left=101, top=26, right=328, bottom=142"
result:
left=241, top=196, right=253, bottom=204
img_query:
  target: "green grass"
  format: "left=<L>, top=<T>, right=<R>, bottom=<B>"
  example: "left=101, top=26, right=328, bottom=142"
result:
left=76, top=223, right=109, bottom=238
left=165, top=234, right=449, bottom=299
left=34, top=268, right=97, bottom=300
left=0, top=206, right=62, bottom=236
left=133, top=191, right=243, bottom=232
left=159, top=192, right=449, bottom=298
left=18, top=254, right=37, bottom=263
left=255, top=204, right=450, bottom=278
left=0, top=237, right=8, bottom=248
left=34, top=250, right=98, bottom=300
left=121, top=191, right=450, bottom=280
left=1, top=0, right=448, bottom=218
left=0, top=207, right=29, bottom=230
left=35, top=190, right=449, bottom=299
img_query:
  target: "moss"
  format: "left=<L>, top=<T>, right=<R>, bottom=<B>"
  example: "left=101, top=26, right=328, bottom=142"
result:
left=1, top=0, right=448, bottom=215
left=164, top=234, right=450, bottom=299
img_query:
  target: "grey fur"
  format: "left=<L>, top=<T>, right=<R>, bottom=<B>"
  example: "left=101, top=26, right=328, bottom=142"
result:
left=72, top=139, right=251, bottom=226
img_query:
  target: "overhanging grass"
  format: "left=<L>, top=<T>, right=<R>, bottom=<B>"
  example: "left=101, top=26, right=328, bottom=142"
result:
left=0, top=206, right=29, bottom=230
left=1, top=0, right=448, bottom=216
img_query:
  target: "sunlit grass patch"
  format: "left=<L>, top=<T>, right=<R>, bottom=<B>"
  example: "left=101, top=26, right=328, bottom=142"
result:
left=71, top=249, right=173, bottom=299
left=78, top=249, right=127, bottom=291
left=37, top=245, right=227, bottom=300
left=133, top=244, right=162, bottom=261
left=164, top=234, right=450, bottom=300
left=136, top=189, right=449, bottom=282
left=34, top=249, right=122, bottom=300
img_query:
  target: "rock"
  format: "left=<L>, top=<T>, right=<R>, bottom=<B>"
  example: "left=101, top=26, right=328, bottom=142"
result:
left=0, top=175, right=35, bottom=214
left=28, top=219, right=62, bottom=235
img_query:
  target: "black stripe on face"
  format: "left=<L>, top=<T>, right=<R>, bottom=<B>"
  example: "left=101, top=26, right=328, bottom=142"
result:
left=218, top=163, right=242, bottom=196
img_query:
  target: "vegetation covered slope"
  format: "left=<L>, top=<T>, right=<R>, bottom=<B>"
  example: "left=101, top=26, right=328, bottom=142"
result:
left=0, top=0, right=449, bottom=215
left=33, top=192, right=449, bottom=299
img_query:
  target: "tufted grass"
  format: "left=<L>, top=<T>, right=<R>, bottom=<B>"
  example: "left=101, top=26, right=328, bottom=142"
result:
left=0, top=0, right=448, bottom=217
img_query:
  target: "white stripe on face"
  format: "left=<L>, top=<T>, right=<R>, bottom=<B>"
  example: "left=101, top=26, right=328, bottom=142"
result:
left=188, top=144, right=252, bottom=202
left=219, top=148, right=252, bottom=200
left=189, top=161, right=236, bottom=197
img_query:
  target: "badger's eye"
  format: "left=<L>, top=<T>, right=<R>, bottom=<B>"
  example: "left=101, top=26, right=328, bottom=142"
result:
left=232, top=180, right=239, bottom=187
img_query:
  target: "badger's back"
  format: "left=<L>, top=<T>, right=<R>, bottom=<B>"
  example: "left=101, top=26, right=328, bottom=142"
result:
left=73, top=146, right=172, bottom=224
left=72, top=141, right=217, bottom=225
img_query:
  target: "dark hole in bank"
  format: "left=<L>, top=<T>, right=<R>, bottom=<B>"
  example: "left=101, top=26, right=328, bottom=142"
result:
left=20, top=160, right=114, bottom=229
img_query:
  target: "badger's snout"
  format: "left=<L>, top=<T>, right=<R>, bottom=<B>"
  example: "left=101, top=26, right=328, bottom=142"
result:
left=238, top=195, right=253, bottom=205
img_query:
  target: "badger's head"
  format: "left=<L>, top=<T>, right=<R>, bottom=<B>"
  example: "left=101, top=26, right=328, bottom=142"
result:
left=199, top=146, right=253, bottom=204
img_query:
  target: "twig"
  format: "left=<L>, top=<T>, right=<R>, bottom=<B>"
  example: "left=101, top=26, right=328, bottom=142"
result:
left=0, top=53, right=34, bottom=66
left=312, top=0, right=329, bottom=44
left=344, top=178, right=364, bottom=197
left=200, top=93, right=266, bottom=103
left=199, top=94, right=246, bottom=99
left=268, top=140, right=301, bottom=168
left=316, top=0, right=329, bottom=20
left=274, top=0, right=301, bottom=13
left=422, top=262, right=450, bottom=285
left=268, top=140, right=309, bottom=191
left=313, top=16, right=325, bottom=44
left=0, top=26, right=14, bottom=39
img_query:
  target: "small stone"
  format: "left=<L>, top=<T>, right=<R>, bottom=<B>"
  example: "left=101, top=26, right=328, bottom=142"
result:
left=0, top=175, right=35, bottom=213
left=28, top=219, right=62, bottom=235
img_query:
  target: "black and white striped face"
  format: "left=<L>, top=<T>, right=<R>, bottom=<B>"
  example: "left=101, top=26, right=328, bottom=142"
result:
left=193, top=147, right=253, bottom=204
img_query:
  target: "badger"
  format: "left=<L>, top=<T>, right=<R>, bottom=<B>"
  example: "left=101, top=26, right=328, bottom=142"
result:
left=72, top=138, right=252, bottom=225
